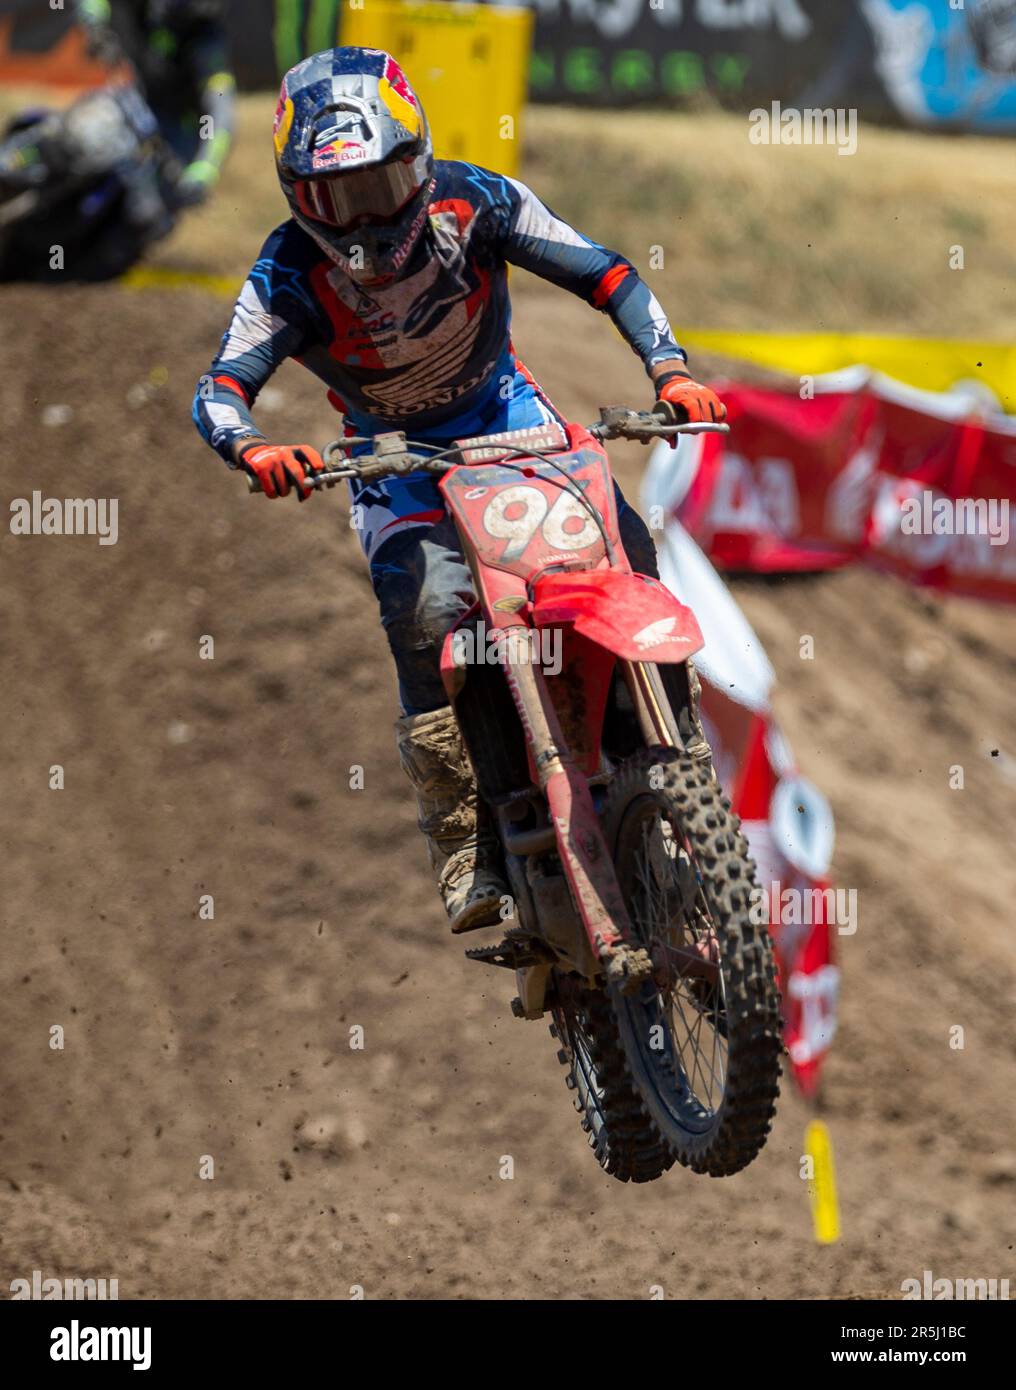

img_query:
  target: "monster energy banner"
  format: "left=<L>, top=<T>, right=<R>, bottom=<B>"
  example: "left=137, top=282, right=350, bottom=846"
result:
left=520, top=0, right=1016, bottom=126
left=523, top=0, right=852, bottom=107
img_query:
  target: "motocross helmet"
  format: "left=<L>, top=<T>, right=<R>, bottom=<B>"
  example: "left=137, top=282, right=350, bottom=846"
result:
left=273, top=47, right=434, bottom=285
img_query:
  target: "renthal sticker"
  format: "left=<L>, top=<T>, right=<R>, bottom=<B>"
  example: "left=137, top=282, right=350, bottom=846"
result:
left=483, top=486, right=600, bottom=562
left=458, top=422, right=569, bottom=463
left=464, top=487, right=488, bottom=500
left=632, top=616, right=691, bottom=650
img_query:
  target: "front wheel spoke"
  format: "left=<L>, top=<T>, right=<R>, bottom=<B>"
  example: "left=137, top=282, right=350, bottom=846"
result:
left=627, top=807, right=737, bottom=1120
left=671, top=982, right=727, bottom=1109
left=709, top=1009, right=725, bottom=1102
left=688, top=1011, right=715, bottom=1106
left=687, top=980, right=727, bottom=1102
left=672, top=991, right=711, bottom=1104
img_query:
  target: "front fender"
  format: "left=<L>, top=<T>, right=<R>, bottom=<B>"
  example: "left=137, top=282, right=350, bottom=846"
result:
left=531, top=569, right=703, bottom=663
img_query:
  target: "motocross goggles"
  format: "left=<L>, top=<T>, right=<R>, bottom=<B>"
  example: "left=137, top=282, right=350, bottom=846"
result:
left=291, top=156, right=425, bottom=230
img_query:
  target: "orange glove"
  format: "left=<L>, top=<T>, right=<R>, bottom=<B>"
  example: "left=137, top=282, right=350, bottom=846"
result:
left=238, top=441, right=324, bottom=501
left=655, top=371, right=727, bottom=425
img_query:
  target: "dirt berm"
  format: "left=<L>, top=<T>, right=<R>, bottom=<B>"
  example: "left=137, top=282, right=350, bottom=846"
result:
left=1, top=269, right=1014, bottom=1299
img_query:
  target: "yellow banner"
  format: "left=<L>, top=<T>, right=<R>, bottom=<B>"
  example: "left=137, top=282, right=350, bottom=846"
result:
left=341, top=1, right=533, bottom=177
left=682, top=329, right=1016, bottom=414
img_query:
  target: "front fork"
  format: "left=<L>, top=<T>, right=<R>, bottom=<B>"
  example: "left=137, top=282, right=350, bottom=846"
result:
left=499, top=626, right=653, bottom=993
left=624, top=658, right=713, bottom=771
left=623, top=659, right=680, bottom=748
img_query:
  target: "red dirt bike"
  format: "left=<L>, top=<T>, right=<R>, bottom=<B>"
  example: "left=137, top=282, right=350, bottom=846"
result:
left=251, top=407, right=782, bottom=1181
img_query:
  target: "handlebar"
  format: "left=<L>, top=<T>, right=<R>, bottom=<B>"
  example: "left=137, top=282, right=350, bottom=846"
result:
left=242, top=408, right=729, bottom=493
left=589, top=405, right=729, bottom=443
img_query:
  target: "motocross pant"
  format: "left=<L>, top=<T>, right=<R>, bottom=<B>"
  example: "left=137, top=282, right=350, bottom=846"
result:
left=348, top=360, right=661, bottom=716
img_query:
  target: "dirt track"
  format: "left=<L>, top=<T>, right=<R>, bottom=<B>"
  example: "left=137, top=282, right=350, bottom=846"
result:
left=1, top=280, right=1015, bottom=1301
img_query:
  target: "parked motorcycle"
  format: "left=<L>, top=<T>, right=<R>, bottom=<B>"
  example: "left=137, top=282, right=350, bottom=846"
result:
left=248, top=407, right=783, bottom=1182
left=0, top=83, right=177, bottom=282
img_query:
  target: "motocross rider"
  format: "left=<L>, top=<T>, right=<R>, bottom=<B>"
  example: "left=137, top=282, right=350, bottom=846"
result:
left=192, top=48, right=725, bottom=933
left=75, top=0, right=235, bottom=206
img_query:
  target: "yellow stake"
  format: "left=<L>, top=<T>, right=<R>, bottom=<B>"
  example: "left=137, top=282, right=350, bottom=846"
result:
left=804, top=1119, right=841, bottom=1245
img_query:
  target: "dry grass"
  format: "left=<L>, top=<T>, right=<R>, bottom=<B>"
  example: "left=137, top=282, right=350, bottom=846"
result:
left=524, top=107, right=1016, bottom=340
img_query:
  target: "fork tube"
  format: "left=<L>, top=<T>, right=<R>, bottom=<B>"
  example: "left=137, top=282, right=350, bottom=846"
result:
left=621, top=660, right=679, bottom=748
left=500, top=625, right=566, bottom=784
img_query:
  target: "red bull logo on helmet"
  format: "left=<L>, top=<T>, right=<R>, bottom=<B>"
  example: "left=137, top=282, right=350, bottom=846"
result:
left=310, top=140, right=367, bottom=170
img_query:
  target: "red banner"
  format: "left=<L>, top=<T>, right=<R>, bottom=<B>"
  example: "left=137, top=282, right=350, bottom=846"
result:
left=671, top=378, right=1016, bottom=602
left=700, top=685, right=838, bottom=1098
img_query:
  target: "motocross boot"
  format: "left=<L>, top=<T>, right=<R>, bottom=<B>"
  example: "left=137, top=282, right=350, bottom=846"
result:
left=395, top=706, right=509, bottom=933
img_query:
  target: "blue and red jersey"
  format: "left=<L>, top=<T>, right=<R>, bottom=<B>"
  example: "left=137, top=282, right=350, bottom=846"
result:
left=193, top=159, right=686, bottom=459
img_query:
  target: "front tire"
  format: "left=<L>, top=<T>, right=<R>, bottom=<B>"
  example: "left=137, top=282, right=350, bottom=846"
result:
left=602, top=747, right=782, bottom=1176
left=550, top=979, right=675, bottom=1183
